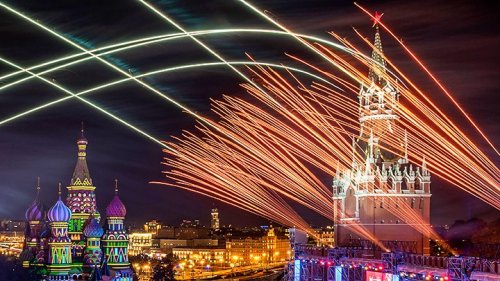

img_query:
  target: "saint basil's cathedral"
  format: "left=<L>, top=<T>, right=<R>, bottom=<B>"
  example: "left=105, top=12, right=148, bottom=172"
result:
left=21, top=129, right=133, bottom=281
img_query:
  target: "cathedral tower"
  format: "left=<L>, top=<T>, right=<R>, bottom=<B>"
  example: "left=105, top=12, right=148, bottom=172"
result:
left=47, top=184, right=73, bottom=279
left=102, top=180, right=132, bottom=278
left=83, top=214, right=104, bottom=269
left=66, top=126, right=99, bottom=261
left=24, top=178, right=44, bottom=262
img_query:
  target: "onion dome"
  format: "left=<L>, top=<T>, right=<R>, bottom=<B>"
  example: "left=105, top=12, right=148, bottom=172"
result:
left=105, top=180, right=126, bottom=218
left=47, top=184, right=72, bottom=222
left=25, top=200, right=43, bottom=222
left=84, top=216, right=104, bottom=238
left=25, top=177, right=43, bottom=221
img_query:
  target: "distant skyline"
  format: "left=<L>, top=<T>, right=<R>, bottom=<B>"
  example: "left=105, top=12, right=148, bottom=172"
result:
left=0, top=0, right=498, bottom=227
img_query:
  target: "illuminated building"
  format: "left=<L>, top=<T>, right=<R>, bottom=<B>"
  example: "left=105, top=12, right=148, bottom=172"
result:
left=46, top=185, right=73, bottom=279
left=128, top=232, right=152, bottom=256
left=225, top=226, right=291, bottom=266
left=332, top=22, right=431, bottom=255
left=20, top=128, right=133, bottom=280
left=0, top=231, right=24, bottom=256
left=211, top=208, right=220, bottom=230
left=102, top=181, right=131, bottom=272
left=172, top=247, right=225, bottom=264
left=317, top=226, right=335, bottom=247
left=144, top=220, right=161, bottom=235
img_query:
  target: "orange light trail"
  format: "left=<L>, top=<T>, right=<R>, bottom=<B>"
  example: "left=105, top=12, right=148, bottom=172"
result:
left=155, top=3, right=498, bottom=252
left=354, top=2, right=499, bottom=157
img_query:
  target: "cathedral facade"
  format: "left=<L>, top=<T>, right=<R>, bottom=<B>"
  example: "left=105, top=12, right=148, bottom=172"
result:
left=21, top=130, right=133, bottom=280
left=332, top=23, right=431, bottom=255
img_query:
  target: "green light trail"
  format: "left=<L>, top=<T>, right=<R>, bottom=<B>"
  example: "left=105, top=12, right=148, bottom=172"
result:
left=0, top=29, right=350, bottom=93
left=0, top=60, right=334, bottom=130
left=0, top=56, right=172, bottom=150
left=0, top=1, right=207, bottom=125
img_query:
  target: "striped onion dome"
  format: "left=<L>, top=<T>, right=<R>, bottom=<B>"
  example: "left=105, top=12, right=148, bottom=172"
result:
left=105, top=180, right=126, bottom=218
left=25, top=197, right=43, bottom=221
left=47, top=187, right=71, bottom=222
left=25, top=179, right=43, bottom=221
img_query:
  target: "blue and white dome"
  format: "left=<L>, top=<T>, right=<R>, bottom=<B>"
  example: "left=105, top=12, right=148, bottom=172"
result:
left=47, top=196, right=72, bottom=222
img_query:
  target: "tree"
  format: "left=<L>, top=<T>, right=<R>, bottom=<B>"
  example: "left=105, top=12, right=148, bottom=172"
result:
left=151, top=257, right=175, bottom=281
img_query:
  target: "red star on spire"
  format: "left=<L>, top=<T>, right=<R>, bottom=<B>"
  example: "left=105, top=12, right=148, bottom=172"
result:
left=372, top=11, right=384, bottom=27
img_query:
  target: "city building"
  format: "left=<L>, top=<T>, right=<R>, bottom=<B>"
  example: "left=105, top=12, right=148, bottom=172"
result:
left=211, top=208, right=220, bottom=230
left=20, top=128, right=133, bottom=280
left=0, top=220, right=26, bottom=232
left=144, top=220, right=162, bottom=235
left=332, top=23, right=431, bottom=255
left=128, top=232, right=152, bottom=256
left=317, top=226, right=335, bottom=247
left=176, top=221, right=210, bottom=240
left=0, top=230, right=24, bottom=256
left=151, top=238, right=218, bottom=256
left=172, top=247, right=225, bottom=264
left=225, top=226, right=291, bottom=266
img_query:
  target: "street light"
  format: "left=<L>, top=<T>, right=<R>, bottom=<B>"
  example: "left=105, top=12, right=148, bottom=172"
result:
left=227, top=263, right=235, bottom=281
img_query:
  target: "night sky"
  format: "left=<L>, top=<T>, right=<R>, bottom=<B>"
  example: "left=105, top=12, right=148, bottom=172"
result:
left=0, top=0, right=498, bottom=227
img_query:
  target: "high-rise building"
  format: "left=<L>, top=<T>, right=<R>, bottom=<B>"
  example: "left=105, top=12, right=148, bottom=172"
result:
left=21, top=128, right=133, bottom=280
left=211, top=208, right=220, bottom=230
left=332, top=22, right=431, bottom=255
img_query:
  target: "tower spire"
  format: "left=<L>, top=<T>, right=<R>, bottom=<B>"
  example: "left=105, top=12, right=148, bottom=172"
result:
left=368, top=11, right=386, bottom=84
left=114, top=179, right=119, bottom=195
left=36, top=176, right=41, bottom=194
left=72, top=125, right=92, bottom=186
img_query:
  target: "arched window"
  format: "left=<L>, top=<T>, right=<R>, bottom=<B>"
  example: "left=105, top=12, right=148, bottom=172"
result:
left=415, top=178, right=422, bottom=190
left=401, top=178, right=409, bottom=191
left=387, top=177, right=394, bottom=190
left=345, top=187, right=356, bottom=218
